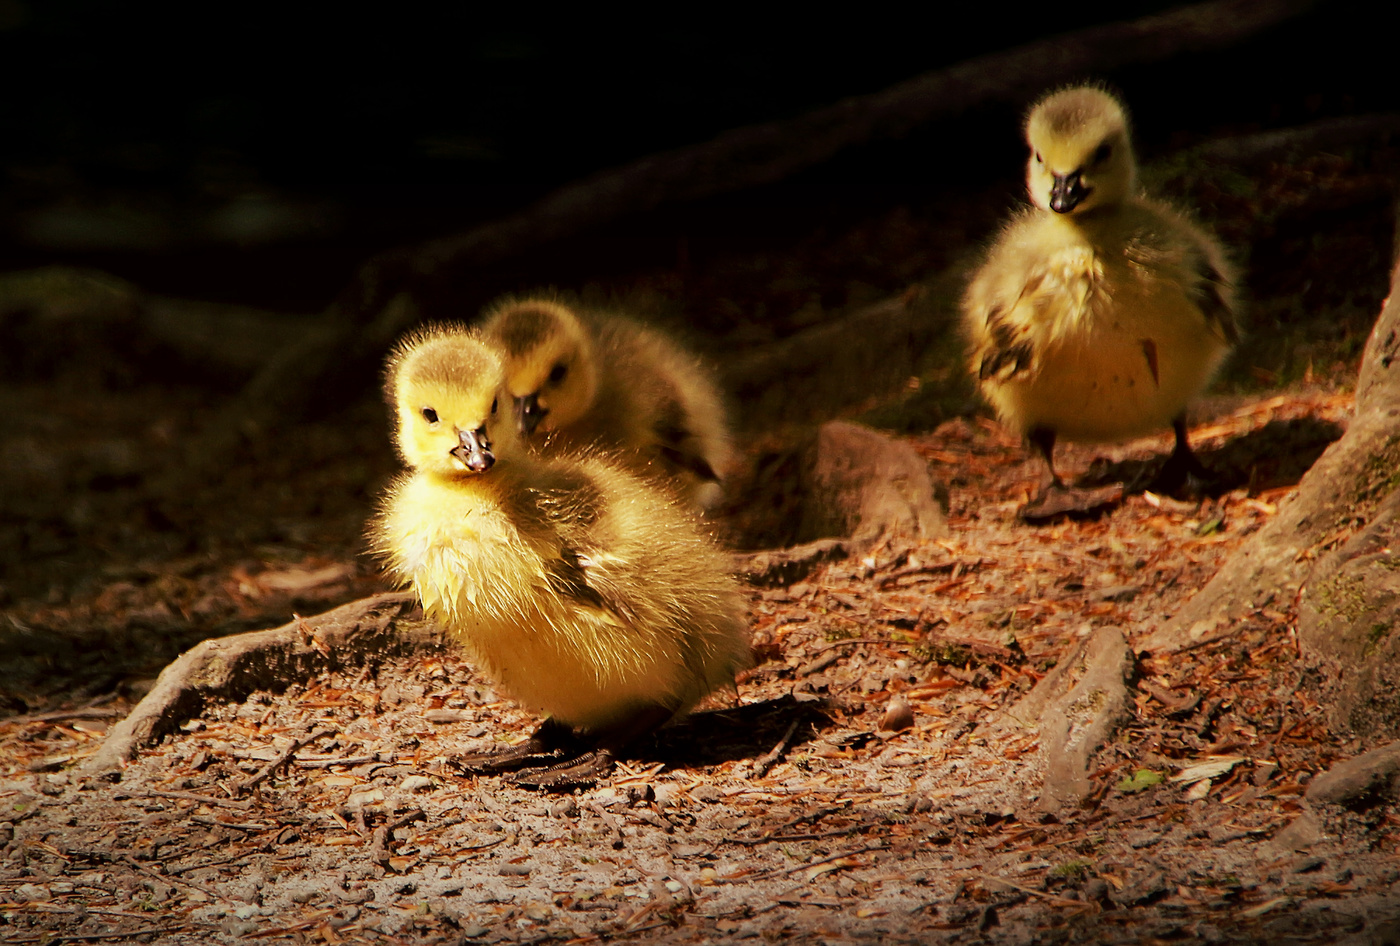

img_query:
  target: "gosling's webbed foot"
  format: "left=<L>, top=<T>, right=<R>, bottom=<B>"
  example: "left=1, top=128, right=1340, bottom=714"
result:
left=450, top=743, right=570, bottom=776
left=513, top=750, right=617, bottom=791
left=450, top=718, right=582, bottom=776
left=1145, top=415, right=1216, bottom=497
left=1019, top=481, right=1124, bottom=523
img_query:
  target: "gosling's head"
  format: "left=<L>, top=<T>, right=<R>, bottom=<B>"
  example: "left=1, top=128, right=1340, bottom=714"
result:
left=480, top=297, right=599, bottom=439
left=386, top=327, right=517, bottom=476
left=1025, top=86, right=1137, bottom=216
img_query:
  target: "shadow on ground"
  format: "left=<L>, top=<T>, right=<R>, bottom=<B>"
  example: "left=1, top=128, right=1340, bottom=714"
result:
left=641, top=695, right=832, bottom=769
left=1079, top=416, right=1346, bottom=496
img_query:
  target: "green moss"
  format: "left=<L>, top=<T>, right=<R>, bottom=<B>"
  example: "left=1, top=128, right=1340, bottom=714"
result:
left=1115, top=768, right=1165, bottom=793
left=1352, top=434, right=1400, bottom=511
left=823, top=624, right=857, bottom=643
left=912, top=642, right=972, bottom=666
left=1049, top=859, right=1093, bottom=880
left=1309, top=572, right=1371, bottom=626
left=1364, top=622, right=1392, bottom=658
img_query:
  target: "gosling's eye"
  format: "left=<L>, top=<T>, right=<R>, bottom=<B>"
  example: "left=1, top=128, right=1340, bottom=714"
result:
left=1034, top=151, right=1043, bottom=164
left=548, top=362, right=568, bottom=385
left=421, top=407, right=439, bottom=424
left=1093, top=143, right=1112, bottom=164
left=491, top=397, right=498, bottom=414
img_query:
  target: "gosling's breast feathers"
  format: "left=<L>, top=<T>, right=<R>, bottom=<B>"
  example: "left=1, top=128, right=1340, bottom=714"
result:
left=967, top=205, right=1236, bottom=443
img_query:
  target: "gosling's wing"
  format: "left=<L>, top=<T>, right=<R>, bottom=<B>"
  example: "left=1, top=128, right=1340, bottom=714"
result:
left=594, top=314, right=730, bottom=483
left=964, top=242, right=1060, bottom=385
left=1192, top=258, right=1240, bottom=346
left=519, top=464, right=639, bottom=625
left=1134, top=197, right=1240, bottom=346
left=973, top=294, right=1039, bottom=383
left=964, top=213, right=1104, bottom=385
left=654, top=400, right=721, bottom=483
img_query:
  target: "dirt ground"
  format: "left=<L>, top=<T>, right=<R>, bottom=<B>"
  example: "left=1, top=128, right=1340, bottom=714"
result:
left=7, top=388, right=1400, bottom=945
left=3, top=78, right=1400, bottom=944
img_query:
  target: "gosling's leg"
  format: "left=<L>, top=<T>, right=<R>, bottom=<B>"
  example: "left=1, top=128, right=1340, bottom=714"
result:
left=1020, top=426, right=1122, bottom=522
left=513, top=703, right=676, bottom=791
left=1029, top=426, right=1064, bottom=491
left=1148, top=414, right=1213, bottom=496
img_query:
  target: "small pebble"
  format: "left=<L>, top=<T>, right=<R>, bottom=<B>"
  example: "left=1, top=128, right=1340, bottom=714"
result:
left=346, top=788, right=386, bottom=808
left=691, top=785, right=722, bottom=804
left=399, top=775, right=434, bottom=793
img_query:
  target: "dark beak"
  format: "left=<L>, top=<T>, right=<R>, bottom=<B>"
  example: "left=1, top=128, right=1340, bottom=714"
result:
left=514, top=393, right=548, bottom=437
left=1049, top=171, right=1089, bottom=214
left=449, top=426, right=494, bottom=473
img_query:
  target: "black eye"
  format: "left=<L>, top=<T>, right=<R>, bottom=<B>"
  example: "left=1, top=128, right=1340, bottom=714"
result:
left=1034, top=151, right=1043, bottom=164
left=491, top=397, right=498, bottom=414
left=421, top=407, right=438, bottom=423
left=548, top=362, right=568, bottom=384
left=1093, top=143, right=1112, bottom=164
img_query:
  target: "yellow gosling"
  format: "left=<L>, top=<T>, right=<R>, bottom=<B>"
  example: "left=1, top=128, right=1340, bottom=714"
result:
left=370, top=326, right=750, bottom=787
left=480, top=295, right=733, bottom=509
left=963, top=85, right=1239, bottom=520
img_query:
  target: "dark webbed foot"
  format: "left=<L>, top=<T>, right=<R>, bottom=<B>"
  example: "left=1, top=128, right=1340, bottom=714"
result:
left=455, top=704, right=675, bottom=790
left=450, top=717, right=582, bottom=776
left=513, top=749, right=617, bottom=790
left=1020, top=425, right=1124, bottom=522
left=1146, top=415, right=1215, bottom=496
left=1019, top=482, right=1124, bottom=523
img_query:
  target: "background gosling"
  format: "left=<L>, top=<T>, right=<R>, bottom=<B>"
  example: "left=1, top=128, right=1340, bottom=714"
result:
left=480, top=294, right=734, bottom=509
left=963, top=84, right=1239, bottom=520
left=371, top=326, right=751, bottom=787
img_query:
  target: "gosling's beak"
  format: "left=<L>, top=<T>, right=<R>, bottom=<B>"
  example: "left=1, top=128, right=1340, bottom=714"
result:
left=449, top=426, right=494, bottom=473
left=514, top=393, right=548, bottom=437
left=1049, top=171, right=1089, bottom=214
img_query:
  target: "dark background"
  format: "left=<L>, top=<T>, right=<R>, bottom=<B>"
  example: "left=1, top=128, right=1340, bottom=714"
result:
left=0, top=1, right=1389, bottom=315
left=0, top=0, right=1396, bottom=701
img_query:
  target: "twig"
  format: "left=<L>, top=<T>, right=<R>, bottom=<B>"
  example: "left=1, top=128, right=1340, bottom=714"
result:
left=735, top=841, right=888, bottom=882
left=189, top=814, right=274, bottom=832
left=136, top=789, right=253, bottom=810
left=369, top=808, right=427, bottom=868
left=441, top=835, right=509, bottom=857
left=3, top=927, right=192, bottom=943
left=986, top=875, right=1098, bottom=910
left=726, top=823, right=870, bottom=846
left=588, top=801, right=625, bottom=849
left=294, top=754, right=377, bottom=769
left=1, top=707, right=124, bottom=726
left=814, top=638, right=916, bottom=654
left=165, top=851, right=253, bottom=876
left=724, top=804, right=845, bottom=845
left=751, top=719, right=803, bottom=779
left=708, top=884, right=808, bottom=919
left=878, top=559, right=984, bottom=588
left=122, top=854, right=232, bottom=906
left=235, top=727, right=334, bottom=797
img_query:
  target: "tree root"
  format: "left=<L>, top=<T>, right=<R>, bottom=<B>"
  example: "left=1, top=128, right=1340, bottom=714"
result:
left=78, top=592, right=434, bottom=782
left=1002, top=627, right=1135, bottom=810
